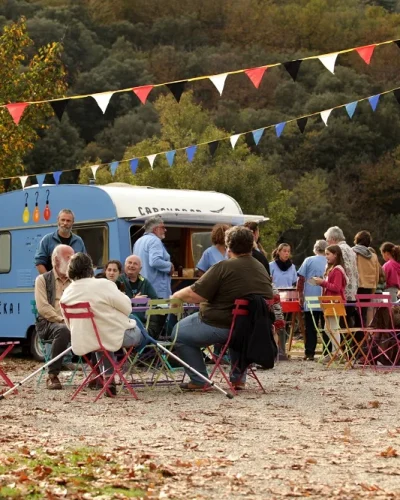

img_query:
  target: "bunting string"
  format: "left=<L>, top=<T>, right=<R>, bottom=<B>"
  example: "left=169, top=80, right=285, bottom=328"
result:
left=3, top=83, right=400, bottom=186
left=0, top=38, right=400, bottom=125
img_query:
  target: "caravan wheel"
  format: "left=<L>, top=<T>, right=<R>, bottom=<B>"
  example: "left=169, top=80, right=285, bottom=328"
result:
left=30, top=328, right=45, bottom=362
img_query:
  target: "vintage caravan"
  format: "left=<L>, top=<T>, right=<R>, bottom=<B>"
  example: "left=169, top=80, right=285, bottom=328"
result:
left=0, top=183, right=267, bottom=359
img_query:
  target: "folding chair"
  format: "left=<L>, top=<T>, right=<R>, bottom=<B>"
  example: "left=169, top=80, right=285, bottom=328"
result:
left=206, top=298, right=272, bottom=395
left=0, top=341, right=20, bottom=393
left=60, top=301, right=138, bottom=402
left=356, top=293, right=400, bottom=370
left=281, top=290, right=305, bottom=354
left=319, top=296, right=363, bottom=369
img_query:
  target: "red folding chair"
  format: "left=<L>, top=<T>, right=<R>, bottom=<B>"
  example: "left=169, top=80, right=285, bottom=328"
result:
left=60, top=302, right=139, bottom=402
left=206, top=299, right=270, bottom=394
left=356, top=294, right=400, bottom=370
left=0, top=341, right=20, bottom=393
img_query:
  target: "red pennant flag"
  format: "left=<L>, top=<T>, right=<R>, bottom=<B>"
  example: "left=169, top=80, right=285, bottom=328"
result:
left=244, top=67, right=267, bottom=89
left=5, top=102, right=29, bottom=125
left=355, top=44, right=376, bottom=65
left=132, top=85, right=154, bottom=104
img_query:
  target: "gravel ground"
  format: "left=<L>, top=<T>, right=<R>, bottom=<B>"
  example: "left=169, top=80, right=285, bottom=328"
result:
left=1, top=356, right=400, bottom=499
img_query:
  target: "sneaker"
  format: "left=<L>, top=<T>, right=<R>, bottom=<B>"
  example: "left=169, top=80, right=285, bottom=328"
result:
left=46, top=375, right=62, bottom=390
left=179, top=382, right=207, bottom=391
left=303, top=355, right=315, bottom=361
left=231, top=381, right=246, bottom=390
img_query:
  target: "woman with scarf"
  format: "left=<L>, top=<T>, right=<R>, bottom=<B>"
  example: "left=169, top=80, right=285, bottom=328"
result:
left=269, top=243, right=297, bottom=288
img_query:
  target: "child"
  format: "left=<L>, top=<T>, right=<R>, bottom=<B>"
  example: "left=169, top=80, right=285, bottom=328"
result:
left=269, top=243, right=297, bottom=288
left=380, top=242, right=400, bottom=302
left=314, top=245, right=348, bottom=361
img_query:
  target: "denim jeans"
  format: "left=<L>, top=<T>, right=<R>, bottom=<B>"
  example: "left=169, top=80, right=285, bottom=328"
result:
left=173, top=312, right=245, bottom=385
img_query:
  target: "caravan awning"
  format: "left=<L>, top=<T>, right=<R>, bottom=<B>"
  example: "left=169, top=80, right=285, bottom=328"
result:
left=128, top=211, right=269, bottom=227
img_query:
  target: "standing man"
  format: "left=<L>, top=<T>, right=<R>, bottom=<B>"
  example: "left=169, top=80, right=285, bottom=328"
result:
left=34, top=245, right=74, bottom=390
left=133, top=216, right=174, bottom=299
left=34, top=209, right=86, bottom=274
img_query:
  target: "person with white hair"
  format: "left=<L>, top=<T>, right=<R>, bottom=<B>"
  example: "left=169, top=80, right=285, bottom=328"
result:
left=324, top=226, right=358, bottom=302
left=34, top=244, right=75, bottom=390
left=297, top=240, right=328, bottom=361
left=132, top=216, right=174, bottom=298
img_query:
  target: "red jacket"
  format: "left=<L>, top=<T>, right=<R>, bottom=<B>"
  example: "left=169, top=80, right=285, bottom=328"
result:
left=321, top=266, right=347, bottom=301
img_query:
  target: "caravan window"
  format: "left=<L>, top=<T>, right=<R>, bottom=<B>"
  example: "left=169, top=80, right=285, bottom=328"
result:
left=192, top=231, right=212, bottom=266
left=0, top=232, right=11, bottom=273
left=73, top=224, right=108, bottom=268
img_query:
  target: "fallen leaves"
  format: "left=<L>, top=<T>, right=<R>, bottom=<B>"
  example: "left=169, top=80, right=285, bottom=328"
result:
left=379, top=446, right=398, bottom=458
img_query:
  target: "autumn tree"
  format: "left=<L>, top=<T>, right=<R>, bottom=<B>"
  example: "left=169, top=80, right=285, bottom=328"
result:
left=0, top=17, right=66, bottom=184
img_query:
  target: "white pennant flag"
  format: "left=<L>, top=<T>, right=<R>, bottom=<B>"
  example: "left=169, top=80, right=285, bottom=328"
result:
left=320, top=109, right=333, bottom=126
left=91, top=165, right=100, bottom=179
left=19, top=175, right=28, bottom=189
left=92, top=92, right=114, bottom=113
left=209, top=73, right=228, bottom=96
left=230, top=134, right=241, bottom=149
left=147, top=154, right=158, bottom=169
left=318, top=53, right=339, bottom=74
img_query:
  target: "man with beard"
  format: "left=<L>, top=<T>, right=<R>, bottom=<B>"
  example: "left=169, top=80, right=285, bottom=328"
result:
left=34, top=209, right=86, bottom=274
left=34, top=245, right=75, bottom=390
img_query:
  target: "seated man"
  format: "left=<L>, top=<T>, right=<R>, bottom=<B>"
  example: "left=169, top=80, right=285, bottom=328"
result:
left=34, top=244, right=75, bottom=390
left=60, top=253, right=149, bottom=392
left=171, top=226, right=273, bottom=390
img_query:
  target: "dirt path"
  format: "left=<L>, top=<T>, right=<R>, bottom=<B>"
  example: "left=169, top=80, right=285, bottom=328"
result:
left=1, top=357, right=400, bottom=499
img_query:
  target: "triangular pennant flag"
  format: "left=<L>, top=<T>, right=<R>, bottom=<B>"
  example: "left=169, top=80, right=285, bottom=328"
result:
left=283, top=60, right=302, bottom=81
left=393, top=40, right=400, bottom=50
left=53, top=171, right=62, bottom=185
left=147, top=154, right=157, bottom=169
left=245, top=132, right=256, bottom=148
left=5, top=102, right=29, bottom=125
left=368, top=94, right=380, bottom=112
left=244, top=67, right=267, bottom=89
left=275, top=122, right=286, bottom=138
left=2, top=179, right=11, bottom=192
left=36, top=174, right=46, bottom=187
left=91, top=165, right=99, bottom=179
left=165, top=150, right=176, bottom=167
left=50, top=99, right=70, bottom=121
left=345, top=101, right=358, bottom=119
left=252, top=128, right=265, bottom=146
left=209, top=73, right=228, bottom=96
left=297, top=117, right=308, bottom=134
left=230, top=134, right=241, bottom=149
left=19, top=176, right=28, bottom=189
left=132, top=85, right=154, bottom=105
left=92, top=92, right=114, bottom=113
left=208, top=141, right=219, bottom=157
left=110, top=161, right=119, bottom=176
left=130, top=159, right=139, bottom=174
left=318, top=53, right=339, bottom=74
left=393, top=89, right=400, bottom=105
left=355, top=44, right=376, bottom=65
left=166, top=81, right=187, bottom=103
left=320, top=109, right=333, bottom=126
left=186, top=145, right=197, bottom=163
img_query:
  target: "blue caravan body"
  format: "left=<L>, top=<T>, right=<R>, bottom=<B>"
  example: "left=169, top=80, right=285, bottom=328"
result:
left=0, top=183, right=267, bottom=359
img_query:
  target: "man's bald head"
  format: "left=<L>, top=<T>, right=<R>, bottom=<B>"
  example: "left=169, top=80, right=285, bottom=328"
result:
left=125, top=255, right=142, bottom=280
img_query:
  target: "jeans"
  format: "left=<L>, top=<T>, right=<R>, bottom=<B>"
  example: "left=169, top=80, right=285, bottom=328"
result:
left=173, top=312, right=245, bottom=385
left=97, top=325, right=149, bottom=376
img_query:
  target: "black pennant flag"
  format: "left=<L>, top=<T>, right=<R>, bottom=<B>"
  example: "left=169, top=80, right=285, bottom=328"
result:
left=393, top=40, right=400, bottom=50
left=244, top=132, right=256, bottom=148
left=208, top=141, right=219, bottom=157
left=166, top=81, right=187, bottom=103
left=297, top=117, right=308, bottom=134
left=50, top=98, right=71, bottom=121
left=2, top=178, right=11, bottom=192
left=393, top=89, right=400, bottom=105
left=283, top=60, right=302, bottom=81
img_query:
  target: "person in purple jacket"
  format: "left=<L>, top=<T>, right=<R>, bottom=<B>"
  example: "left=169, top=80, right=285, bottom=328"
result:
left=380, top=242, right=400, bottom=302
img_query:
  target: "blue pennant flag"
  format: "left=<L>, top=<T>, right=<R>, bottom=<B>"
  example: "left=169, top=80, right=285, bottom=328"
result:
left=252, top=128, right=265, bottom=146
left=368, top=94, right=380, bottom=112
left=186, top=145, right=197, bottom=163
left=110, top=161, right=119, bottom=176
left=345, top=101, right=358, bottom=119
left=275, top=122, right=286, bottom=138
left=36, top=174, right=46, bottom=187
left=130, top=159, right=138, bottom=174
left=53, top=171, right=62, bottom=185
left=165, top=150, right=176, bottom=167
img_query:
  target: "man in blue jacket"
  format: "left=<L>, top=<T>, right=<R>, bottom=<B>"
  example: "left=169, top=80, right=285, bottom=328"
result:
left=34, top=209, right=86, bottom=275
left=133, top=216, right=174, bottom=299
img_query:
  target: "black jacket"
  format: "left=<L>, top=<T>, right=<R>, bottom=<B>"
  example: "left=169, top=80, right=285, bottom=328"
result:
left=229, top=294, right=277, bottom=373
